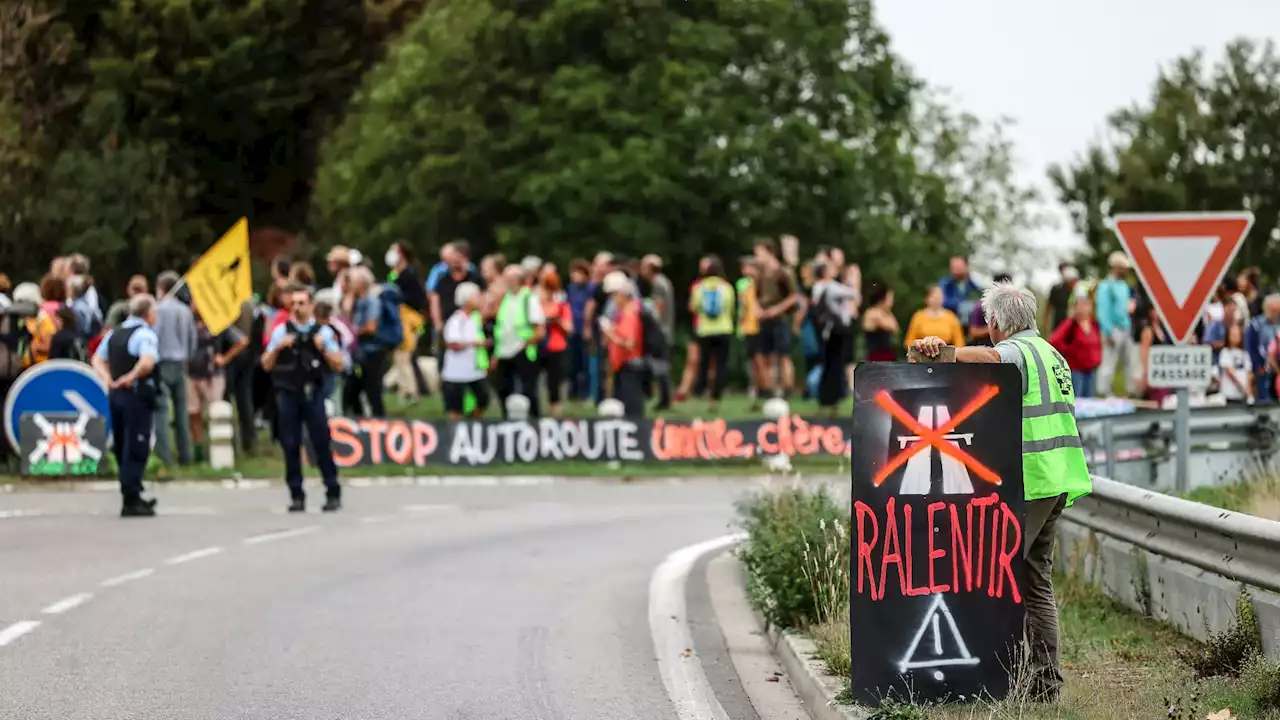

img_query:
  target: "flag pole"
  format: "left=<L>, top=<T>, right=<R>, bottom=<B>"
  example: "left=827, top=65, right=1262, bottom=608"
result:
left=160, top=275, right=189, bottom=302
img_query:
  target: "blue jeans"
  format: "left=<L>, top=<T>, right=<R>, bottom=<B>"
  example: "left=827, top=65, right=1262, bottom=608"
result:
left=1072, top=370, right=1095, bottom=399
left=591, top=343, right=608, bottom=405
left=276, top=387, right=340, bottom=501
left=567, top=334, right=589, bottom=400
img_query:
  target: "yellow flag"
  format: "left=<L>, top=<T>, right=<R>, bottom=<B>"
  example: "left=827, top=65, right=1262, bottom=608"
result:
left=185, top=218, right=252, bottom=335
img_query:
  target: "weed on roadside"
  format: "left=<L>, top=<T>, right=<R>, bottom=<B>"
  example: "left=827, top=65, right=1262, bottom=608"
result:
left=1176, top=591, right=1262, bottom=680
left=736, top=485, right=846, bottom=629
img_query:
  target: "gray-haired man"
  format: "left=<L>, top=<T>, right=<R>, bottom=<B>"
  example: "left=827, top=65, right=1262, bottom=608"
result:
left=912, top=281, right=1093, bottom=702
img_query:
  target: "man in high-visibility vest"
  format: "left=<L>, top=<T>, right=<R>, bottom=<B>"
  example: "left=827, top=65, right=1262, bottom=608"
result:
left=492, top=264, right=546, bottom=419
left=912, top=281, right=1091, bottom=703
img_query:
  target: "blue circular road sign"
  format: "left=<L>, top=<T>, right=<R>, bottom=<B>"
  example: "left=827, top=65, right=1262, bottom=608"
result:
left=4, top=360, right=111, bottom=451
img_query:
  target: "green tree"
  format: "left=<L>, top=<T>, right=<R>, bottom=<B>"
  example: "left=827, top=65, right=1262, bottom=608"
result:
left=311, top=0, right=997, bottom=298
left=1050, top=39, right=1280, bottom=280
left=1, top=0, right=425, bottom=289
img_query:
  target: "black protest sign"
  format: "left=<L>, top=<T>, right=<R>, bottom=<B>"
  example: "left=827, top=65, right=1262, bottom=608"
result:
left=849, top=363, right=1025, bottom=706
left=19, top=412, right=108, bottom=477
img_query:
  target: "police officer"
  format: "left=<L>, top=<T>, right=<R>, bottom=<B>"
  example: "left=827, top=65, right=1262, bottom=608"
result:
left=911, top=281, right=1091, bottom=703
left=90, top=294, right=161, bottom=517
left=260, top=283, right=345, bottom=512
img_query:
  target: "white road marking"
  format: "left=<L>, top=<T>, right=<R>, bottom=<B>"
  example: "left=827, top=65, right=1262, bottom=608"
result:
left=360, top=514, right=394, bottom=524
left=158, top=506, right=219, bottom=516
left=649, top=533, right=746, bottom=720
left=243, top=526, right=320, bottom=545
left=0, top=621, right=41, bottom=647
left=41, top=593, right=93, bottom=615
left=401, top=504, right=463, bottom=514
left=0, top=509, right=47, bottom=519
left=165, top=547, right=223, bottom=565
left=100, top=568, right=155, bottom=587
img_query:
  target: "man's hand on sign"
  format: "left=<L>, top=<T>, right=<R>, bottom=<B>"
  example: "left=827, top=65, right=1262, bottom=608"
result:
left=313, top=333, right=327, bottom=351
left=911, top=336, right=947, bottom=359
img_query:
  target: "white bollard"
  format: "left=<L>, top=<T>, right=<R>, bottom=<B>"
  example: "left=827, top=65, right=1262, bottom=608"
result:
left=760, top=398, right=792, bottom=474
left=762, top=397, right=790, bottom=421
left=506, top=394, right=531, bottom=422
left=207, top=400, right=236, bottom=470
left=596, top=398, right=625, bottom=418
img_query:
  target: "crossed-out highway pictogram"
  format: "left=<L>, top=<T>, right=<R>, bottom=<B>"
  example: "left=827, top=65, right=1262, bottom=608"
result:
left=872, top=385, right=1002, bottom=488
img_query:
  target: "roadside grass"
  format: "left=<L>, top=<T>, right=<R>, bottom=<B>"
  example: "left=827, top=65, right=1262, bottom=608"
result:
left=737, top=485, right=1280, bottom=720
left=0, top=446, right=850, bottom=485
left=1183, top=470, right=1280, bottom=521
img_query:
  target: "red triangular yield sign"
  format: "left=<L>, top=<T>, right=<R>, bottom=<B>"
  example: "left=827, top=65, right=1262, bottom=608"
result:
left=1111, top=212, right=1254, bottom=344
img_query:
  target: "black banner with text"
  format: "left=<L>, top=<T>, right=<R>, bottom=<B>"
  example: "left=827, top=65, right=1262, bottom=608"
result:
left=850, top=363, right=1025, bottom=706
left=327, top=415, right=850, bottom=468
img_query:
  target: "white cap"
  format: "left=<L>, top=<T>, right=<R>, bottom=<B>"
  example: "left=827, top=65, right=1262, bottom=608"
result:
left=521, top=255, right=543, bottom=272
left=602, top=271, right=630, bottom=294
left=1108, top=251, right=1131, bottom=269
left=454, top=282, right=481, bottom=308
left=1062, top=265, right=1079, bottom=281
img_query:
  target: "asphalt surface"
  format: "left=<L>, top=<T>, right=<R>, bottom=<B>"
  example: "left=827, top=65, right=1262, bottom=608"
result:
left=0, top=477, right=795, bottom=719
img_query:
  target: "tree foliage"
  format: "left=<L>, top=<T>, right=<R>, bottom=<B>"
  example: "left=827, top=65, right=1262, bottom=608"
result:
left=1050, top=39, right=1280, bottom=279
left=0, top=0, right=423, bottom=292
left=312, top=0, right=1034, bottom=298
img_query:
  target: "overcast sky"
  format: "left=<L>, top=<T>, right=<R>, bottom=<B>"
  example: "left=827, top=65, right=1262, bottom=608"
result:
left=877, top=0, right=1280, bottom=273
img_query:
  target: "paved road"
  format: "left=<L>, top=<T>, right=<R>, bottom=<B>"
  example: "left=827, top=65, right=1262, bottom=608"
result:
left=0, top=477, right=799, bottom=719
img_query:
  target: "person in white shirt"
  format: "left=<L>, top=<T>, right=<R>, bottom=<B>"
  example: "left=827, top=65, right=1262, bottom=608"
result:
left=441, top=282, right=492, bottom=419
left=1217, top=322, right=1254, bottom=403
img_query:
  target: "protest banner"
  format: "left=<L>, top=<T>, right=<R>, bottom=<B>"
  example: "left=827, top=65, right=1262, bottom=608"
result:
left=326, top=415, right=850, bottom=468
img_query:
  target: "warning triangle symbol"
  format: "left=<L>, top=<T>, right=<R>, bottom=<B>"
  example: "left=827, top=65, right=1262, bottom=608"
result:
left=1113, top=212, right=1254, bottom=344
left=896, top=595, right=980, bottom=678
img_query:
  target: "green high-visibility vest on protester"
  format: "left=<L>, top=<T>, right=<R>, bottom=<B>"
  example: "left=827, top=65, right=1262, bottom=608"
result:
left=1009, top=334, right=1092, bottom=506
left=496, top=287, right=538, bottom=362
left=462, top=310, right=490, bottom=416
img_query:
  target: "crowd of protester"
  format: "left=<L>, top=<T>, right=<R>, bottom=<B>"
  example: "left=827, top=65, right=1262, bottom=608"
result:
left=1, top=239, right=1275, bottom=472
left=1042, top=252, right=1280, bottom=406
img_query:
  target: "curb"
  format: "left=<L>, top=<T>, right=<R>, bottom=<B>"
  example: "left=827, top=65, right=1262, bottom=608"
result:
left=762, top=620, right=867, bottom=720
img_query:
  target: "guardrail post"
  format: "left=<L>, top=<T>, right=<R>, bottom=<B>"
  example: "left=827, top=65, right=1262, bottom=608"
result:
left=1103, top=417, right=1116, bottom=479
left=1175, top=388, right=1190, bottom=493
left=208, top=400, right=235, bottom=470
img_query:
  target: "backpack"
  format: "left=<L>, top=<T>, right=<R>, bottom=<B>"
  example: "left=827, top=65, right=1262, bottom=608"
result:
left=639, top=306, right=669, bottom=361
left=812, top=286, right=850, bottom=338
left=372, top=284, right=405, bottom=349
left=0, top=301, right=35, bottom=378
left=700, top=282, right=725, bottom=319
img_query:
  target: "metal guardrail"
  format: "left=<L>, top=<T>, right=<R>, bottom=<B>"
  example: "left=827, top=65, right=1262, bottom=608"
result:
left=1058, top=475, right=1280, bottom=656
left=1076, top=404, right=1280, bottom=491
left=1069, top=476, right=1280, bottom=593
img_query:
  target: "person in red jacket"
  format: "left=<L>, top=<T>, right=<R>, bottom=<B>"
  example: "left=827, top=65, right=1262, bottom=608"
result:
left=1049, top=294, right=1103, bottom=398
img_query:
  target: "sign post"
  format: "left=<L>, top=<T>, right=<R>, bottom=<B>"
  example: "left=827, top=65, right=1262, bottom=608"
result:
left=850, top=363, right=1024, bottom=706
left=1112, top=212, right=1253, bottom=493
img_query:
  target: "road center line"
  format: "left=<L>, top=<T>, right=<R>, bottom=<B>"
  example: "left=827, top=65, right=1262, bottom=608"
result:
left=101, top=568, right=155, bottom=587
left=401, top=504, right=463, bottom=514
left=649, top=533, right=746, bottom=720
left=360, top=515, right=394, bottom=524
left=0, top=621, right=41, bottom=647
left=165, top=547, right=224, bottom=565
left=243, top=526, right=320, bottom=545
left=41, top=593, right=93, bottom=615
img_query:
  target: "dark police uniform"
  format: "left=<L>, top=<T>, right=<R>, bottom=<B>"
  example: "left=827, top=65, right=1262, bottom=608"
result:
left=94, top=317, right=160, bottom=516
left=267, top=320, right=342, bottom=511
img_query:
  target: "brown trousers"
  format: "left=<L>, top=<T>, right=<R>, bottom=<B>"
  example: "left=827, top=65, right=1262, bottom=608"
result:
left=1024, top=493, right=1068, bottom=696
